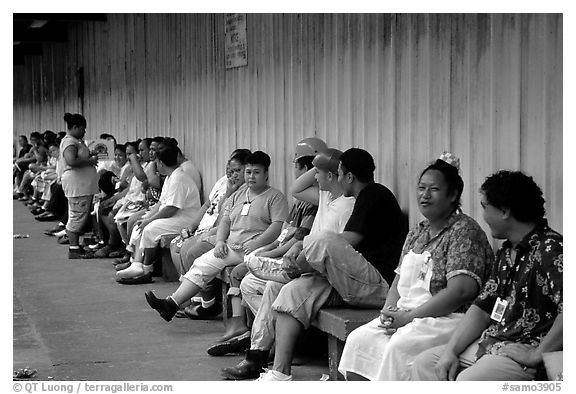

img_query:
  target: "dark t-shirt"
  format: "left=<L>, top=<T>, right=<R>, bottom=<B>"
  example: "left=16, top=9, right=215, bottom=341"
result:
left=343, top=182, right=407, bottom=285
left=18, top=143, right=32, bottom=158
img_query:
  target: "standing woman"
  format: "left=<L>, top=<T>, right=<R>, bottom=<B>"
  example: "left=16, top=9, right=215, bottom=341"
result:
left=58, top=113, right=99, bottom=259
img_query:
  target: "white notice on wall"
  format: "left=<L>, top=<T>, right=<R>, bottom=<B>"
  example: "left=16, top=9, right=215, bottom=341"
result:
left=86, top=139, right=115, bottom=161
left=225, top=14, right=248, bottom=69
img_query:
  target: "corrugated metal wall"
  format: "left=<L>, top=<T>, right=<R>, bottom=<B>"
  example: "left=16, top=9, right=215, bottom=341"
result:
left=13, top=13, right=563, bottom=238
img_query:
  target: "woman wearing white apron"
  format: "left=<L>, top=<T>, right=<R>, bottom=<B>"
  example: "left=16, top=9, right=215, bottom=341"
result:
left=338, top=152, right=495, bottom=381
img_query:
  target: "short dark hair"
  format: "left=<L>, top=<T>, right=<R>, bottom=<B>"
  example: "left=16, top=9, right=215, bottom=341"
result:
left=164, top=137, right=179, bottom=146
left=339, top=148, right=375, bottom=183
left=30, top=131, right=42, bottom=141
left=114, top=144, right=127, bottom=153
left=99, top=133, right=116, bottom=142
left=63, top=112, right=87, bottom=129
left=98, top=171, right=117, bottom=196
left=126, top=141, right=139, bottom=152
left=158, top=139, right=182, bottom=156
left=42, top=130, right=56, bottom=143
left=480, top=170, right=546, bottom=223
left=19, top=135, right=28, bottom=142
left=420, top=159, right=464, bottom=209
left=141, top=138, right=152, bottom=148
left=246, top=150, right=271, bottom=171
left=229, top=149, right=252, bottom=165
left=157, top=145, right=180, bottom=167
left=151, top=136, right=165, bottom=144
left=295, top=156, right=315, bottom=171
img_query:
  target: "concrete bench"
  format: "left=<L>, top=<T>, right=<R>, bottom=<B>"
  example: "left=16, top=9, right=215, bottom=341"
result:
left=311, top=307, right=380, bottom=381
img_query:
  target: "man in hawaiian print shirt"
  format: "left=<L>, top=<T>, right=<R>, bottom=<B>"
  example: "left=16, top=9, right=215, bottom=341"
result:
left=411, top=170, right=562, bottom=381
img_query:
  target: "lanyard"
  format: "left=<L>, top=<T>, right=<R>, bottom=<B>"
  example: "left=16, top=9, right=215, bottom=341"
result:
left=246, top=186, right=269, bottom=204
left=499, top=247, right=522, bottom=298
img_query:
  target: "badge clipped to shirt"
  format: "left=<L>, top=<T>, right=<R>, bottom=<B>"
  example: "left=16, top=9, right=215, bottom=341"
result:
left=240, top=202, right=251, bottom=216
left=490, top=297, right=509, bottom=322
left=277, top=228, right=290, bottom=244
left=417, top=255, right=432, bottom=282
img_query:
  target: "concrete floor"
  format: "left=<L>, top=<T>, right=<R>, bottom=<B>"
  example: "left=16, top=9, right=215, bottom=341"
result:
left=13, top=201, right=328, bottom=381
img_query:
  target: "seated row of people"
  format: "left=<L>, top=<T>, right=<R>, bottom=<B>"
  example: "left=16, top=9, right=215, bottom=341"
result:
left=24, top=112, right=561, bottom=381
left=135, top=133, right=561, bottom=381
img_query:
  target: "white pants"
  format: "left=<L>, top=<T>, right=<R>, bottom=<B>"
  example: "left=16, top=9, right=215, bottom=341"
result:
left=239, top=273, right=268, bottom=315
left=182, top=247, right=244, bottom=289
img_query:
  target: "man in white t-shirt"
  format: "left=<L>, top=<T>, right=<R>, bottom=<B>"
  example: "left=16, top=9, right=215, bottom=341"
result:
left=116, top=144, right=201, bottom=284
left=220, top=148, right=356, bottom=378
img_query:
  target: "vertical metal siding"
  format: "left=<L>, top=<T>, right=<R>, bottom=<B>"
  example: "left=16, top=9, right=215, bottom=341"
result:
left=13, top=13, right=563, bottom=235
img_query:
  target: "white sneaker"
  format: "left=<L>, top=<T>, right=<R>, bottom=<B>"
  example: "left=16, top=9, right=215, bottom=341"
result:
left=256, top=369, right=293, bottom=381
left=116, top=262, right=144, bottom=279
left=53, top=229, right=66, bottom=238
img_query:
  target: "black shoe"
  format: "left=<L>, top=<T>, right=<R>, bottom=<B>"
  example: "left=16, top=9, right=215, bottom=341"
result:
left=31, top=208, right=45, bottom=215
left=68, top=247, right=94, bottom=259
left=108, top=247, right=126, bottom=258
left=207, top=331, right=250, bottom=356
left=93, top=244, right=115, bottom=257
left=117, top=273, right=153, bottom=285
left=220, top=350, right=269, bottom=380
left=144, top=290, right=179, bottom=321
left=44, top=224, right=65, bottom=236
left=113, top=254, right=131, bottom=265
left=179, top=303, right=223, bottom=320
left=36, top=212, right=57, bottom=222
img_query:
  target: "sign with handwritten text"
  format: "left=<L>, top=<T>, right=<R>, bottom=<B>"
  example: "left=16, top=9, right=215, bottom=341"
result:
left=225, top=14, right=248, bottom=69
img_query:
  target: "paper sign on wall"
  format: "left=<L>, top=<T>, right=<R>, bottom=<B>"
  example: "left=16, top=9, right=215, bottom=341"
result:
left=225, top=14, right=248, bottom=69
left=86, top=139, right=115, bottom=161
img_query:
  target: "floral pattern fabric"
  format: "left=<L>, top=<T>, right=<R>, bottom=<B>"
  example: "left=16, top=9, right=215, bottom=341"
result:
left=397, top=211, right=495, bottom=313
left=473, top=220, right=563, bottom=359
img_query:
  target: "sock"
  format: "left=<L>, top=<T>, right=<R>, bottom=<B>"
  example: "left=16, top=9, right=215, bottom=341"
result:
left=116, top=262, right=144, bottom=279
left=142, top=264, right=153, bottom=274
left=192, top=296, right=203, bottom=303
left=169, top=295, right=180, bottom=307
left=270, top=370, right=292, bottom=380
left=69, top=246, right=80, bottom=250
left=201, top=297, right=215, bottom=309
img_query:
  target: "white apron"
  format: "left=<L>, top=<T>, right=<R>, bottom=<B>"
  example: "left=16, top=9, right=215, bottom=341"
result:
left=338, top=250, right=464, bottom=381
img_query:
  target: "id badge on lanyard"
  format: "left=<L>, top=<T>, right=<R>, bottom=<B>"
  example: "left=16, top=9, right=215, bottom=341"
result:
left=490, top=297, right=509, bottom=322
left=241, top=202, right=251, bottom=216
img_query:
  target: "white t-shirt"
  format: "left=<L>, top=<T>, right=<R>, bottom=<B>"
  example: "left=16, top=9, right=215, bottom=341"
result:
left=180, top=159, right=202, bottom=197
left=158, top=165, right=201, bottom=220
left=310, top=190, right=355, bottom=234
left=118, top=161, right=132, bottom=181
left=124, top=161, right=155, bottom=202
left=196, top=175, right=228, bottom=234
